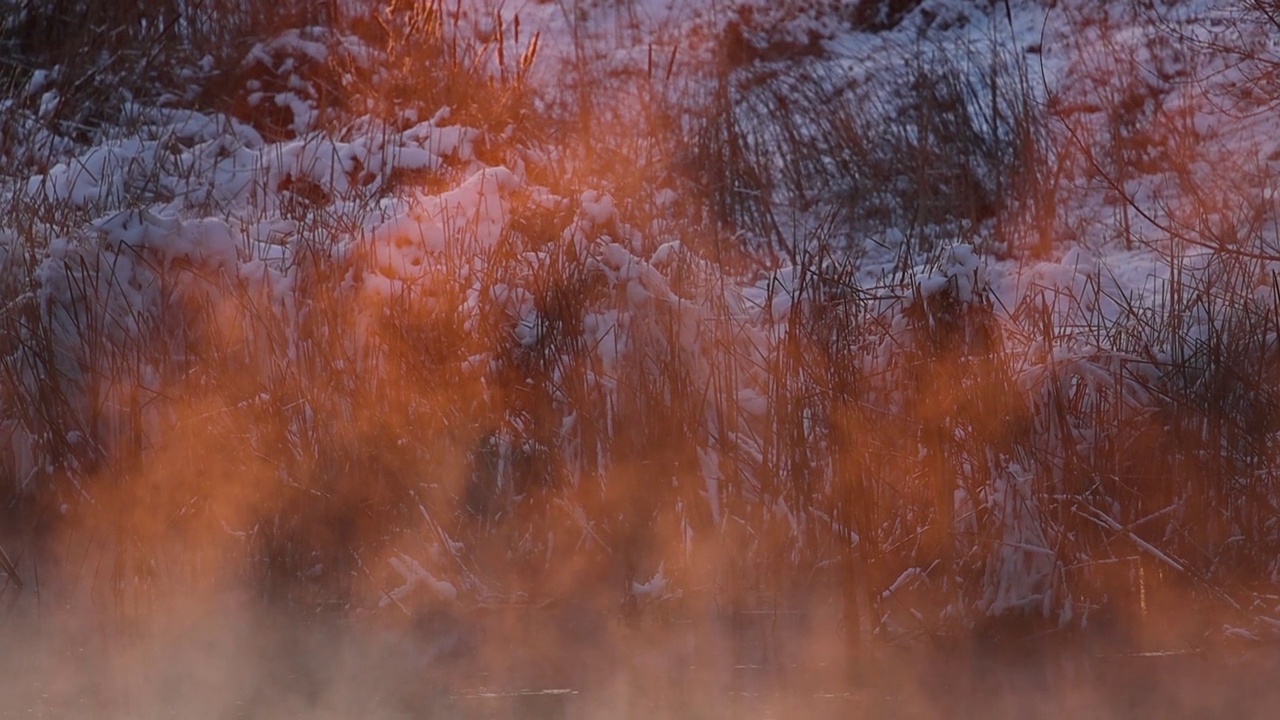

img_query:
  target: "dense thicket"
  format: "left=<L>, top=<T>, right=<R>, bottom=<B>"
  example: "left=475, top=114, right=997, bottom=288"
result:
left=2, top=0, right=1279, bottom=654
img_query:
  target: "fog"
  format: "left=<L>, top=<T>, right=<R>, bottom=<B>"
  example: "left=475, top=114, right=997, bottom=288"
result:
left=3, top=578, right=1280, bottom=719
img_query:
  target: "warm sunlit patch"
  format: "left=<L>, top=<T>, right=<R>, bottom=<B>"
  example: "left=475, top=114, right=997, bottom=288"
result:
left=4, top=0, right=1280, bottom=717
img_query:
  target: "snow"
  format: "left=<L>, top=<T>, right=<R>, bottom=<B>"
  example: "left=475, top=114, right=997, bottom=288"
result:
left=383, top=554, right=458, bottom=606
left=983, top=462, right=1056, bottom=618
left=630, top=564, right=671, bottom=599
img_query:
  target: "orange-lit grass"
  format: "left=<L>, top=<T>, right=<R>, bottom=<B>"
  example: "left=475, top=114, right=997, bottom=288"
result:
left=2, top=3, right=1280, bottom=673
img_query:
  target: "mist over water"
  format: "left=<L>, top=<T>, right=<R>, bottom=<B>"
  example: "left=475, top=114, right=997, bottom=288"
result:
left=4, top=577, right=1280, bottom=719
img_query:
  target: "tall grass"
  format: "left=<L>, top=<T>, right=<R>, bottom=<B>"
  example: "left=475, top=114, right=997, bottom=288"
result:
left=676, top=22, right=1055, bottom=263
left=1, top=0, right=1279, bottom=658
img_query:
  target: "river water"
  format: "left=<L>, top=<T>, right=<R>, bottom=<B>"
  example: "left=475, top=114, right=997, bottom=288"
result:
left=3, top=597, right=1278, bottom=719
